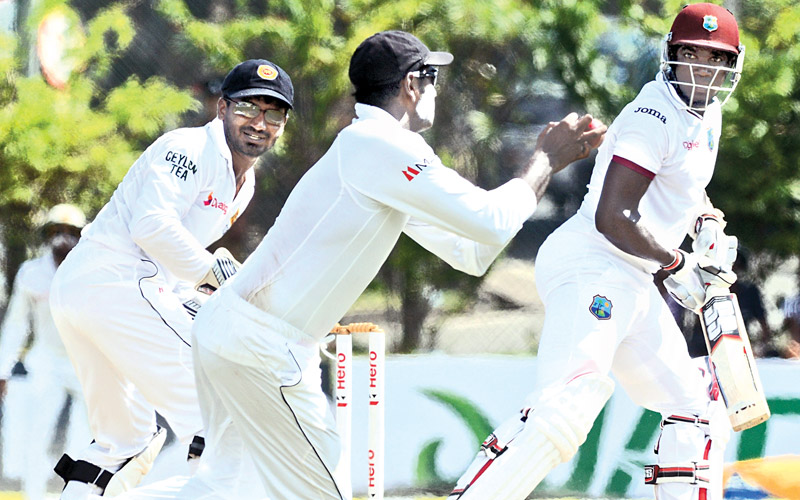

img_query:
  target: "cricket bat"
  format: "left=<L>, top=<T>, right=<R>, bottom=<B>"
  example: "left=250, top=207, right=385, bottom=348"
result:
left=698, top=287, right=770, bottom=431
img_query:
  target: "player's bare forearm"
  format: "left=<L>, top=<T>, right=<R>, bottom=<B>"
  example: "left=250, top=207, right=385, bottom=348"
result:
left=598, top=211, right=674, bottom=266
left=521, top=150, right=556, bottom=201
left=595, top=160, right=674, bottom=267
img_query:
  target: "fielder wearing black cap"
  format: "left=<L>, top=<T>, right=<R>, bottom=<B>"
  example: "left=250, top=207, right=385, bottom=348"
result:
left=47, top=57, right=299, bottom=496
left=222, top=59, right=294, bottom=109
left=217, top=59, right=293, bottom=164
left=349, top=30, right=454, bottom=89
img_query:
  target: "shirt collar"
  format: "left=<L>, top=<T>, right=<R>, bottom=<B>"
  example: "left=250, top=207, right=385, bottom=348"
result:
left=208, top=118, right=233, bottom=165
left=353, top=103, right=402, bottom=126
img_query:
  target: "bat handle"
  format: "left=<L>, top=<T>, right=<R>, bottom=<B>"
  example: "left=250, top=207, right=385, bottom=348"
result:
left=705, top=285, right=731, bottom=300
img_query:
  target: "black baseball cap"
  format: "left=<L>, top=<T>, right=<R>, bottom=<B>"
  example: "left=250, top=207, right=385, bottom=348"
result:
left=221, top=59, right=294, bottom=109
left=349, top=30, right=453, bottom=88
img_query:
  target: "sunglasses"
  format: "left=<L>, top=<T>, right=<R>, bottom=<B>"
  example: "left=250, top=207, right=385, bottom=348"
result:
left=45, top=224, right=82, bottom=239
left=224, top=98, right=287, bottom=125
left=410, top=66, right=439, bottom=87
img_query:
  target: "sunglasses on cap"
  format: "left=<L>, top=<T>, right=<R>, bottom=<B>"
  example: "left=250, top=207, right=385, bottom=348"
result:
left=224, top=98, right=288, bottom=125
left=409, top=66, right=439, bottom=87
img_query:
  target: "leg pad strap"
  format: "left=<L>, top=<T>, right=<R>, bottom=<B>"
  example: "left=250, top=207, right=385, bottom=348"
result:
left=644, top=461, right=711, bottom=485
left=54, top=454, right=114, bottom=490
left=188, top=435, right=205, bottom=460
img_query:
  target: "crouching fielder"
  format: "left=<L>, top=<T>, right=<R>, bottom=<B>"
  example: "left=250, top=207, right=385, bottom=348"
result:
left=451, top=4, right=744, bottom=500
left=49, top=59, right=294, bottom=499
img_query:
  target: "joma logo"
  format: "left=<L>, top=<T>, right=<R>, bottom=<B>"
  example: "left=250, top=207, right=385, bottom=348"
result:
left=634, top=107, right=667, bottom=124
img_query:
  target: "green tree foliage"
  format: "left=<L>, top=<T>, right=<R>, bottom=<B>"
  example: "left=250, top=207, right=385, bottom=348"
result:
left=710, top=1, right=800, bottom=261
left=0, top=1, right=195, bottom=292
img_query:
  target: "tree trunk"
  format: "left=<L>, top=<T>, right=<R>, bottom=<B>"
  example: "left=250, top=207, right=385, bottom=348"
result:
left=397, top=272, right=431, bottom=353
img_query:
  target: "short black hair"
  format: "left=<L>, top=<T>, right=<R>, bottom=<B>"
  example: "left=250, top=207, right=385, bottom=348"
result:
left=353, top=79, right=403, bottom=108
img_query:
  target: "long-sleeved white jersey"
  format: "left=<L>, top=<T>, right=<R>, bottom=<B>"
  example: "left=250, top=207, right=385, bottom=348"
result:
left=0, top=253, right=70, bottom=380
left=80, top=118, right=255, bottom=287
left=227, top=103, right=538, bottom=341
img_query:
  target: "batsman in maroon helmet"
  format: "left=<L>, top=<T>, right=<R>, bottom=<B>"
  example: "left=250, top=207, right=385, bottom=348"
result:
left=451, top=4, right=744, bottom=500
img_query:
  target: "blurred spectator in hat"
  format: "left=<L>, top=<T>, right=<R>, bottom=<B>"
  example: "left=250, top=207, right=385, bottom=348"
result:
left=0, top=203, right=92, bottom=500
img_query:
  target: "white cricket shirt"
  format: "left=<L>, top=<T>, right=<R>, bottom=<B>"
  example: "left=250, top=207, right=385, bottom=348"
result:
left=0, top=254, right=66, bottom=379
left=80, top=119, right=255, bottom=286
left=228, top=103, right=538, bottom=340
left=577, top=72, right=722, bottom=273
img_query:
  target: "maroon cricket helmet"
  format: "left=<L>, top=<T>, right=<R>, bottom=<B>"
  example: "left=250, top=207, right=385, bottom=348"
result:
left=668, top=3, right=741, bottom=55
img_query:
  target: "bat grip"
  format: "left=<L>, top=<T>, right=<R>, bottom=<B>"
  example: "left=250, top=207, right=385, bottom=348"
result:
left=704, top=285, right=731, bottom=303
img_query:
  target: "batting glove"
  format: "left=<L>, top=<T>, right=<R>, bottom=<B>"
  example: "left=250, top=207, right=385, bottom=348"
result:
left=691, top=211, right=738, bottom=270
left=182, top=295, right=207, bottom=320
left=697, top=254, right=738, bottom=290
left=662, top=249, right=707, bottom=312
left=195, top=247, right=241, bottom=295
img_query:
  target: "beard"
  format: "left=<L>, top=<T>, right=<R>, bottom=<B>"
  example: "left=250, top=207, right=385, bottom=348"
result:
left=50, top=233, right=79, bottom=264
left=223, top=121, right=273, bottom=158
left=409, top=87, right=437, bottom=133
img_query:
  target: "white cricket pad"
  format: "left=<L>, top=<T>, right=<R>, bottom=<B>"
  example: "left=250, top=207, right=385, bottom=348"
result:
left=646, top=400, right=730, bottom=500
left=104, top=427, right=168, bottom=496
left=450, top=373, right=614, bottom=500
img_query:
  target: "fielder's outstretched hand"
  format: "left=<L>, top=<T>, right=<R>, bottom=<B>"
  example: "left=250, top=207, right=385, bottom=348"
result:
left=536, top=113, right=607, bottom=173
left=522, top=113, right=607, bottom=201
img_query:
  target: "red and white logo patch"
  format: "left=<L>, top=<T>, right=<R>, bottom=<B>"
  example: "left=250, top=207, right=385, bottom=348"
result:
left=203, top=192, right=228, bottom=215
left=402, top=159, right=432, bottom=181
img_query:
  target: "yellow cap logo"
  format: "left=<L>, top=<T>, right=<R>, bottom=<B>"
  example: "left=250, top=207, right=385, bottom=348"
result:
left=257, top=65, right=278, bottom=80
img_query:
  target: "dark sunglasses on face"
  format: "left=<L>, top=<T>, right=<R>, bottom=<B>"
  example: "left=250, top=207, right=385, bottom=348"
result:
left=224, top=98, right=287, bottom=125
left=410, top=66, right=439, bottom=87
left=45, top=224, right=82, bottom=239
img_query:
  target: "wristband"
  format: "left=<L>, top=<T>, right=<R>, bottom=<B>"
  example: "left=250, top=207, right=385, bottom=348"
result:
left=661, top=250, right=685, bottom=274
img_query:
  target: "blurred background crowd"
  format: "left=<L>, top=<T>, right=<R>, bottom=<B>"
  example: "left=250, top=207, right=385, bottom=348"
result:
left=0, top=0, right=799, bottom=496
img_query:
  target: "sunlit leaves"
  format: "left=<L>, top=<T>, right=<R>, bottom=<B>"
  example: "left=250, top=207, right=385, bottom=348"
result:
left=0, top=1, right=194, bottom=218
left=105, top=78, right=197, bottom=138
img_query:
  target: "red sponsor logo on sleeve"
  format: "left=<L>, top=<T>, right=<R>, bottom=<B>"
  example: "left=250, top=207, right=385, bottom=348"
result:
left=402, top=159, right=432, bottom=181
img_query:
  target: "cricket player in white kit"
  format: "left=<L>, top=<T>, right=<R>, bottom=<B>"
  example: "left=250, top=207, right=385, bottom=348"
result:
left=451, top=4, right=744, bottom=500
left=111, top=30, right=605, bottom=500
left=0, top=204, right=91, bottom=500
left=48, top=59, right=294, bottom=499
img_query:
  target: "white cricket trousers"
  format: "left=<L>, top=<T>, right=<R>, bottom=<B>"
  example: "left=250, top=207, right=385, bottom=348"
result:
left=185, top=291, right=347, bottom=500
left=1, top=362, right=91, bottom=500
left=533, top=216, right=709, bottom=413
left=49, top=241, right=204, bottom=468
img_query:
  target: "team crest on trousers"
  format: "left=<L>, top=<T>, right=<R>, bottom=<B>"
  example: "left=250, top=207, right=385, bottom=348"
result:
left=590, top=294, right=612, bottom=320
